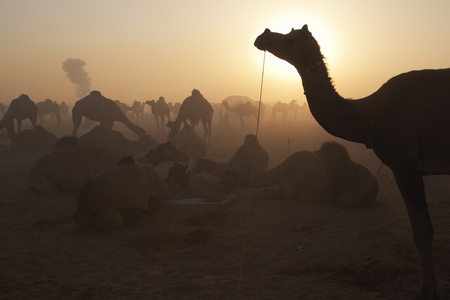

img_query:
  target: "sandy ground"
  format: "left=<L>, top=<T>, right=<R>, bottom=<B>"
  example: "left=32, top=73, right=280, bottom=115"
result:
left=1, top=108, right=450, bottom=299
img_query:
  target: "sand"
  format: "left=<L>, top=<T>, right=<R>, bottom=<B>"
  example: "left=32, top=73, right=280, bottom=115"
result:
left=1, top=108, right=449, bottom=299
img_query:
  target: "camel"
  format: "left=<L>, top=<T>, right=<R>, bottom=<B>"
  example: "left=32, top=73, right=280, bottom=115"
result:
left=78, top=126, right=157, bottom=156
left=130, top=101, right=145, bottom=123
left=15, top=125, right=58, bottom=151
left=168, top=102, right=181, bottom=119
left=145, top=97, right=171, bottom=134
left=166, top=89, right=214, bottom=142
left=37, top=99, right=61, bottom=125
left=221, top=98, right=258, bottom=128
left=73, top=156, right=168, bottom=230
left=169, top=124, right=207, bottom=160
left=271, top=101, right=289, bottom=120
left=0, top=103, right=6, bottom=117
left=114, top=100, right=133, bottom=115
left=288, top=100, right=306, bottom=119
left=72, top=91, right=146, bottom=139
left=60, top=101, right=69, bottom=120
left=222, top=141, right=378, bottom=206
left=0, top=94, right=38, bottom=145
left=29, top=137, right=188, bottom=194
left=255, top=25, right=450, bottom=299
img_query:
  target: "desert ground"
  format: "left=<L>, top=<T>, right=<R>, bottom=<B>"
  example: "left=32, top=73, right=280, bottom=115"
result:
left=1, top=105, right=450, bottom=300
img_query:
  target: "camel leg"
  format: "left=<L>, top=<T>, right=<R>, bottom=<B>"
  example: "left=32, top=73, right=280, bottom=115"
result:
left=393, top=169, right=438, bottom=300
left=17, top=119, right=22, bottom=133
left=72, top=117, right=82, bottom=136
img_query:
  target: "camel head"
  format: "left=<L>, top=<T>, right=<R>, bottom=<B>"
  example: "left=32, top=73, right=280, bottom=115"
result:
left=254, top=25, right=323, bottom=70
left=166, top=120, right=180, bottom=139
left=145, top=100, right=156, bottom=107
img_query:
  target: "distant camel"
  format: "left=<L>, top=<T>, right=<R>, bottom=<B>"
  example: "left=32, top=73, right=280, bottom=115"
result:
left=168, top=102, right=181, bottom=119
left=15, top=125, right=58, bottom=152
left=60, top=101, right=69, bottom=120
left=166, top=89, right=214, bottom=142
left=271, top=101, right=289, bottom=120
left=37, top=99, right=61, bottom=125
left=288, top=100, right=306, bottom=119
left=72, top=91, right=146, bottom=138
left=0, top=94, right=37, bottom=145
left=73, top=156, right=169, bottom=230
left=130, top=101, right=145, bottom=123
left=145, top=97, right=171, bottom=134
left=29, top=137, right=188, bottom=194
left=237, top=141, right=378, bottom=206
left=78, top=126, right=157, bottom=156
left=255, top=24, right=450, bottom=299
left=221, top=98, right=258, bottom=128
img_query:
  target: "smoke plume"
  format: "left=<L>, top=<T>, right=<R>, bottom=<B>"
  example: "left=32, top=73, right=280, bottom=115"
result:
left=62, top=58, right=91, bottom=98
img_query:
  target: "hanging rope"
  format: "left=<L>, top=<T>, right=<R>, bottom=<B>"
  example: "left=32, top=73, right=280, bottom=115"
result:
left=236, top=50, right=266, bottom=299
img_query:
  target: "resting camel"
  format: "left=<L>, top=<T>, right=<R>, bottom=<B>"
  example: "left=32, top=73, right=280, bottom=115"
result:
left=221, top=141, right=378, bottom=206
left=221, top=98, right=258, bottom=128
left=29, top=137, right=188, bottom=194
left=255, top=24, right=450, bottom=299
left=72, top=91, right=146, bottom=139
left=166, top=89, right=214, bottom=143
left=73, top=156, right=168, bottom=230
left=169, top=124, right=207, bottom=160
left=0, top=94, right=37, bottom=146
left=15, top=125, right=58, bottom=151
left=37, top=99, right=61, bottom=125
left=145, top=97, right=171, bottom=134
left=78, top=126, right=157, bottom=156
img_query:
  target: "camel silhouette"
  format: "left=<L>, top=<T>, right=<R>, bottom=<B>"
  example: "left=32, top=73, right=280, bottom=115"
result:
left=221, top=97, right=258, bottom=128
left=167, top=89, right=214, bottom=142
left=37, top=99, right=61, bottom=125
left=0, top=94, right=37, bottom=146
left=71, top=91, right=146, bottom=138
left=59, top=101, right=69, bottom=120
left=130, top=101, right=145, bottom=123
left=255, top=24, right=450, bottom=299
left=145, top=97, right=171, bottom=134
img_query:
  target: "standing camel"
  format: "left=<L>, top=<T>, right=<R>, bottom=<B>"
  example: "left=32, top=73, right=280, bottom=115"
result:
left=145, top=97, right=171, bottom=134
left=166, top=89, right=214, bottom=143
left=288, top=100, right=306, bottom=119
left=255, top=25, right=450, bottom=299
left=221, top=96, right=258, bottom=128
left=271, top=101, right=289, bottom=121
left=71, top=91, right=146, bottom=138
left=37, top=99, right=61, bottom=125
left=0, top=94, right=37, bottom=145
left=131, top=101, right=144, bottom=123
left=60, top=101, right=69, bottom=120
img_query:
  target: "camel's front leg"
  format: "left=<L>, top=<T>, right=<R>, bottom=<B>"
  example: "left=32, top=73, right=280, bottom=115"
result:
left=393, top=169, right=438, bottom=300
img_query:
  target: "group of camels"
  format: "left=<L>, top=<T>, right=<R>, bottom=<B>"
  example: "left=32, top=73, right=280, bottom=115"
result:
left=255, top=24, right=450, bottom=299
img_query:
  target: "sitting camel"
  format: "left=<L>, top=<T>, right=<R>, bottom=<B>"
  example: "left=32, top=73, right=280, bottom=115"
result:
left=78, top=126, right=157, bottom=156
left=223, top=141, right=378, bottom=207
left=0, top=94, right=37, bottom=146
left=72, top=91, right=146, bottom=139
left=145, top=97, right=171, bottom=134
left=37, top=99, right=61, bottom=125
left=73, top=156, right=169, bottom=230
left=167, top=89, right=214, bottom=143
left=29, top=137, right=188, bottom=194
left=190, top=134, right=269, bottom=193
left=15, top=125, right=58, bottom=151
left=169, top=124, right=207, bottom=160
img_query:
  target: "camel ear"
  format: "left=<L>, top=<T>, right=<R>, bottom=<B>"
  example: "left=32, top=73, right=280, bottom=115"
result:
left=302, top=24, right=309, bottom=32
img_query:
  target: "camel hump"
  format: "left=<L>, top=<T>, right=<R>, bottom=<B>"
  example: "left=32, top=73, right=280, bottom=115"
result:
left=55, top=136, right=79, bottom=148
left=90, top=90, right=102, bottom=96
left=118, top=156, right=135, bottom=165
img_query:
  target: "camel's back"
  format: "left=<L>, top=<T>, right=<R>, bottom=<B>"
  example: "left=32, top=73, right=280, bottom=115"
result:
left=179, top=96, right=214, bottom=122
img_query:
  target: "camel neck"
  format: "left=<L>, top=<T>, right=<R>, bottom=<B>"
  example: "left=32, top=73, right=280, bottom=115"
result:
left=296, top=62, right=369, bottom=145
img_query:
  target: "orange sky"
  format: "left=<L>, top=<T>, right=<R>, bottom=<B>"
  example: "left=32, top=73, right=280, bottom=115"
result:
left=1, top=1, right=449, bottom=106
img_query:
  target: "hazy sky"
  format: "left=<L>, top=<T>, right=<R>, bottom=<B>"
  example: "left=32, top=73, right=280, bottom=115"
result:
left=1, top=0, right=449, bottom=106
